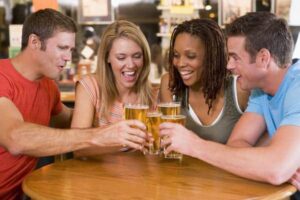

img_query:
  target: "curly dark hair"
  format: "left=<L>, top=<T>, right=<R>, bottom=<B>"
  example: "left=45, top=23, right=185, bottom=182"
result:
left=168, top=18, right=228, bottom=113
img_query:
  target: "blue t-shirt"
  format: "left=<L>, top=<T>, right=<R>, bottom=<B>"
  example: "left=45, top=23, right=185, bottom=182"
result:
left=246, top=60, right=300, bottom=137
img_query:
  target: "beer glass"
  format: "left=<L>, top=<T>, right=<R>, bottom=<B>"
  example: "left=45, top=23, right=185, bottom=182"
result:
left=146, top=112, right=162, bottom=155
left=161, top=114, right=186, bottom=160
left=124, top=103, right=149, bottom=123
left=124, top=103, right=149, bottom=153
left=157, top=102, right=181, bottom=116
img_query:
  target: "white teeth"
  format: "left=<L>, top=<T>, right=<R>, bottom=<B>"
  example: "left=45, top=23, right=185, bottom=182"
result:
left=180, top=71, right=192, bottom=75
left=123, top=71, right=135, bottom=76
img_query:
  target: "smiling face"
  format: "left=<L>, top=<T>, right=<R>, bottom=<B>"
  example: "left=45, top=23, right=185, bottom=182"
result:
left=172, top=33, right=205, bottom=87
left=36, top=31, right=75, bottom=79
left=227, top=36, right=264, bottom=90
left=107, top=37, right=144, bottom=90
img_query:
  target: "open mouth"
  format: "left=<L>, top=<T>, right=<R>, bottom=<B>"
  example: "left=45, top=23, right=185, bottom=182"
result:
left=179, top=70, right=193, bottom=80
left=122, top=70, right=137, bottom=82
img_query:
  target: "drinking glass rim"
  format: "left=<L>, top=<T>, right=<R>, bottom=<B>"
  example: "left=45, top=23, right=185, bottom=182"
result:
left=124, top=103, right=149, bottom=109
left=157, top=102, right=181, bottom=107
left=161, top=114, right=186, bottom=120
left=146, top=111, right=162, bottom=117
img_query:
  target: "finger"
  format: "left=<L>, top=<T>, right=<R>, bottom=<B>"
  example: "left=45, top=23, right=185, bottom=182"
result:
left=160, top=136, right=171, bottom=147
left=163, top=145, right=174, bottom=155
left=129, top=127, right=147, bottom=139
left=290, top=178, right=300, bottom=190
left=123, top=140, right=143, bottom=150
left=159, top=122, right=176, bottom=129
left=126, top=120, right=146, bottom=130
left=159, top=127, right=173, bottom=137
left=147, top=132, right=154, bottom=142
left=127, top=134, right=146, bottom=145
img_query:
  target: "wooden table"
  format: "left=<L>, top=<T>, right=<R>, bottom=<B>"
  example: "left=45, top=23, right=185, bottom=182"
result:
left=23, top=152, right=296, bottom=200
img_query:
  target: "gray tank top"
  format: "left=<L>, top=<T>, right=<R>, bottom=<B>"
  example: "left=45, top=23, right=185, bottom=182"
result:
left=180, top=76, right=242, bottom=144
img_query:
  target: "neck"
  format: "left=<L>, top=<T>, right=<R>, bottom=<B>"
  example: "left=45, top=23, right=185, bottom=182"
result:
left=11, top=49, right=42, bottom=81
left=261, top=64, right=290, bottom=96
left=117, top=86, right=138, bottom=104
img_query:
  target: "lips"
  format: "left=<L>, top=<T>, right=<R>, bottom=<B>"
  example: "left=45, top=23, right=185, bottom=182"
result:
left=122, top=70, right=137, bottom=82
left=179, top=70, right=193, bottom=80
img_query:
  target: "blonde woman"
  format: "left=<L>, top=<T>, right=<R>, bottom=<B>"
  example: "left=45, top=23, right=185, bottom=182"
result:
left=72, top=20, right=157, bottom=157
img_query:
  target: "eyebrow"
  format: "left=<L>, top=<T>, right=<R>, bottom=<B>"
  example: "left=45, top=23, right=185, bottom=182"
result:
left=228, top=52, right=239, bottom=58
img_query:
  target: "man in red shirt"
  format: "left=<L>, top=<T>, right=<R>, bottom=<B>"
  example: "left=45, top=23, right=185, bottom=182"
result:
left=0, top=9, right=147, bottom=199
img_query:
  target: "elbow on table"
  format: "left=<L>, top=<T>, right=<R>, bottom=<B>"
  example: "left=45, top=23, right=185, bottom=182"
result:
left=266, top=166, right=292, bottom=186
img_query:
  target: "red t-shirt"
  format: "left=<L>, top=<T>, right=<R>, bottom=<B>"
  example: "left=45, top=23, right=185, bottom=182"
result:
left=0, top=59, right=62, bottom=200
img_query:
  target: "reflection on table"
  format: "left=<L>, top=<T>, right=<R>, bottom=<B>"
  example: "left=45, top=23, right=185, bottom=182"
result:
left=23, top=152, right=296, bottom=200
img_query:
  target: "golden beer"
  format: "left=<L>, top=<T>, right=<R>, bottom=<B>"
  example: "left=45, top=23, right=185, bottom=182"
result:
left=146, top=112, right=162, bottom=155
left=158, top=102, right=181, bottom=116
left=124, top=104, right=149, bottom=123
left=161, top=115, right=186, bottom=160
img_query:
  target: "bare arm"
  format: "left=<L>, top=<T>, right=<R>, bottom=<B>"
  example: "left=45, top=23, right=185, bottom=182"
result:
left=160, top=112, right=300, bottom=185
left=71, top=82, right=116, bottom=157
left=0, top=97, right=146, bottom=157
left=71, top=82, right=144, bottom=157
left=159, top=73, right=173, bottom=102
left=227, top=112, right=266, bottom=147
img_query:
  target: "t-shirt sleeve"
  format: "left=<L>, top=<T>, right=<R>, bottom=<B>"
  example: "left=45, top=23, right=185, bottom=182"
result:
left=281, top=79, right=300, bottom=127
left=51, top=81, right=63, bottom=116
left=0, top=74, right=13, bottom=100
left=245, top=89, right=264, bottom=116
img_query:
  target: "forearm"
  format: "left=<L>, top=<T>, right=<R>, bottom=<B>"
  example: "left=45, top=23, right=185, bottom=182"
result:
left=190, top=139, right=292, bottom=185
left=7, top=122, right=94, bottom=157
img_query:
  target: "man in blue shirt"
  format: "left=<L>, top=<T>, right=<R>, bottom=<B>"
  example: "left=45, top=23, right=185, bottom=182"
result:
left=160, top=12, right=300, bottom=192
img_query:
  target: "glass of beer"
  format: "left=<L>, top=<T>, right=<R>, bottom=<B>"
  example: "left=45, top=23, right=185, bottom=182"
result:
left=146, top=111, right=162, bottom=155
left=158, top=102, right=181, bottom=116
left=161, top=114, right=186, bottom=160
left=124, top=103, right=149, bottom=123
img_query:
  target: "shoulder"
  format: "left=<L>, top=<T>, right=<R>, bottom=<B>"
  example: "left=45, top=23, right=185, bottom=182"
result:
left=160, top=73, right=170, bottom=87
left=76, top=74, right=100, bottom=106
left=78, top=74, right=99, bottom=94
left=159, top=73, right=173, bottom=102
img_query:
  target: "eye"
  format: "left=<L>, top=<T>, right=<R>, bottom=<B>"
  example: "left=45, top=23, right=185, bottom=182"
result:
left=133, top=53, right=142, bottom=59
left=173, top=53, right=179, bottom=58
left=58, top=45, right=68, bottom=50
left=187, top=54, right=196, bottom=59
left=117, top=56, right=126, bottom=60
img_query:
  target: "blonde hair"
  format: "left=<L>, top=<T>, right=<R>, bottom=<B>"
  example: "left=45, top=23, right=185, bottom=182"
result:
left=96, top=20, right=154, bottom=119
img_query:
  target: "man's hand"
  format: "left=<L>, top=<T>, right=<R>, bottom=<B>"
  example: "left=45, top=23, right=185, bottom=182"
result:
left=289, top=168, right=300, bottom=190
left=93, top=120, right=147, bottom=151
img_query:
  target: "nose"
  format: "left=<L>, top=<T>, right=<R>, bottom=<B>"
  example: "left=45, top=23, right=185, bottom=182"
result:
left=63, top=50, right=72, bottom=61
left=174, top=56, right=186, bottom=68
left=126, top=57, right=135, bottom=68
left=227, top=57, right=235, bottom=71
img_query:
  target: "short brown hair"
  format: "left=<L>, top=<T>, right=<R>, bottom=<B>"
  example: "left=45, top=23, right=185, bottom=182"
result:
left=226, top=12, right=293, bottom=67
left=21, top=8, right=77, bottom=50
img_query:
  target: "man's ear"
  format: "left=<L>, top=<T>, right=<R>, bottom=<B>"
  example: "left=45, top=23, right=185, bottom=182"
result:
left=27, top=34, right=41, bottom=50
left=256, top=48, right=271, bottom=69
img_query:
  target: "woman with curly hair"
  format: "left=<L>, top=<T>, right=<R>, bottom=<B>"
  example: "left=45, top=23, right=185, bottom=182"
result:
left=159, top=18, right=249, bottom=144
